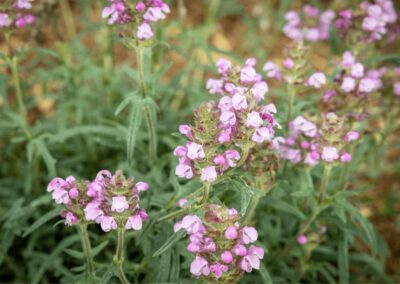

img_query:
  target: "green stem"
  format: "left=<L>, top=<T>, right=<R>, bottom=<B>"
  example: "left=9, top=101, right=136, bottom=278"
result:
left=114, top=228, right=130, bottom=284
left=200, top=182, right=210, bottom=205
left=242, top=194, right=261, bottom=225
left=318, top=164, right=332, bottom=204
left=79, top=224, right=95, bottom=277
left=286, top=84, right=296, bottom=128
left=136, top=46, right=157, bottom=160
left=10, top=56, right=32, bottom=139
left=60, top=0, right=76, bottom=40
left=242, top=177, right=270, bottom=225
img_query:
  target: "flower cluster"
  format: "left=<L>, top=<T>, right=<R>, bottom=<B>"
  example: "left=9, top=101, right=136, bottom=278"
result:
left=47, top=170, right=149, bottom=231
left=336, top=0, right=398, bottom=42
left=263, top=42, right=327, bottom=90
left=283, top=4, right=335, bottom=42
left=101, top=0, right=170, bottom=41
left=322, top=51, right=384, bottom=120
left=174, top=58, right=281, bottom=183
left=279, top=113, right=360, bottom=166
left=174, top=205, right=264, bottom=282
left=0, top=0, right=36, bottom=29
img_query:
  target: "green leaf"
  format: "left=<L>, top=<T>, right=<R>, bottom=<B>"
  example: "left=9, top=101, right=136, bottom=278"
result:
left=266, top=199, right=306, bottom=220
left=152, top=229, right=186, bottom=257
left=64, top=248, right=83, bottom=259
left=92, top=240, right=109, bottom=257
left=35, top=138, right=57, bottom=177
left=338, top=233, right=349, bottom=284
left=259, top=263, right=274, bottom=284
left=23, top=207, right=60, bottom=237
left=114, top=92, right=140, bottom=116
left=127, top=98, right=144, bottom=167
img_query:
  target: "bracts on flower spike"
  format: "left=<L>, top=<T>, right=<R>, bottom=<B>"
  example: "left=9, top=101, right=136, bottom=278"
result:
left=174, top=205, right=265, bottom=283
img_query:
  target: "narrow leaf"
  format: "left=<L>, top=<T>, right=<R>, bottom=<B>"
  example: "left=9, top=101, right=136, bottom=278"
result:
left=152, top=229, right=186, bottom=257
left=23, top=207, right=60, bottom=237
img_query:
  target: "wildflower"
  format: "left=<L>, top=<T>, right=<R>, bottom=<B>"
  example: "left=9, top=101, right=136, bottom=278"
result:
left=177, top=205, right=264, bottom=282
left=175, top=58, right=280, bottom=183
left=297, top=235, right=308, bottom=245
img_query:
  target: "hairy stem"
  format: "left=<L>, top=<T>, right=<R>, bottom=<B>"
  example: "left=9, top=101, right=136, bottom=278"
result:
left=79, top=224, right=95, bottom=277
left=200, top=182, right=210, bottom=205
left=114, top=228, right=130, bottom=284
left=59, top=0, right=76, bottom=40
left=242, top=177, right=270, bottom=225
left=286, top=83, right=296, bottom=128
left=136, top=46, right=157, bottom=160
left=10, top=56, right=32, bottom=139
left=318, top=164, right=332, bottom=204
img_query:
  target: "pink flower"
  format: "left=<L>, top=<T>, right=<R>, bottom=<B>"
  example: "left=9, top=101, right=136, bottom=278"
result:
left=16, top=0, right=34, bottom=9
left=220, top=111, right=236, bottom=126
left=231, top=93, right=248, bottom=110
left=175, top=163, right=194, bottom=179
left=210, top=263, right=228, bottom=279
left=0, top=13, right=11, bottom=28
left=263, top=61, right=281, bottom=79
left=213, top=154, right=226, bottom=166
left=351, top=63, right=365, bottom=78
left=321, top=146, right=339, bottom=162
left=233, top=244, right=247, bottom=256
left=68, top=188, right=79, bottom=199
left=252, top=127, right=271, bottom=143
left=135, top=182, right=149, bottom=192
left=224, top=226, right=238, bottom=239
left=187, top=142, right=205, bottom=160
left=217, top=129, right=232, bottom=144
left=137, top=23, right=153, bottom=40
left=304, top=151, right=320, bottom=166
left=246, top=111, right=263, bottom=128
left=245, top=58, right=257, bottom=67
left=216, top=58, right=232, bottom=74
left=178, top=198, right=188, bottom=208
left=221, top=251, right=233, bottom=264
left=111, top=196, right=129, bottom=213
left=100, top=216, right=117, bottom=232
left=179, top=124, right=193, bottom=139
left=206, top=79, right=224, bottom=95
left=228, top=208, right=238, bottom=218
left=52, top=188, right=70, bottom=204
left=394, top=82, right=400, bottom=96
left=292, top=116, right=317, bottom=137
left=180, top=215, right=203, bottom=234
left=224, top=150, right=240, bottom=168
left=65, top=212, right=79, bottom=226
left=125, top=214, right=143, bottom=230
left=135, top=2, right=146, bottom=13
left=138, top=209, right=148, bottom=221
left=251, top=81, right=269, bottom=102
left=307, top=72, right=326, bottom=89
left=240, top=66, right=257, bottom=83
left=102, top=1, right=126, bottom=24
left=47, top=177, right=67, bottom=192
left=297, top=234, right=308, bottom=245
left=201, top=166, right=217, bottom=182
left=344, top=130, right=360, bottom=142
left=84, top=202, right=104, bottom=222
left=283, top=58, right=294, bottom=69
left=341, top=77, right=356, bottom=92
left=190, top=256, right=210, bottom=277
left=359, top=78, right=375, bottom=93
left=342, top=51, right=355, bottom=68
left=240, top=226, right=258, bottom=244
left=218, top=96, right=233, bottom=111
left=340, top=152, right=352, bottom=163
left=240, top=245, right=264, bottom=272
left=143, top=7, right=166, bottom=22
